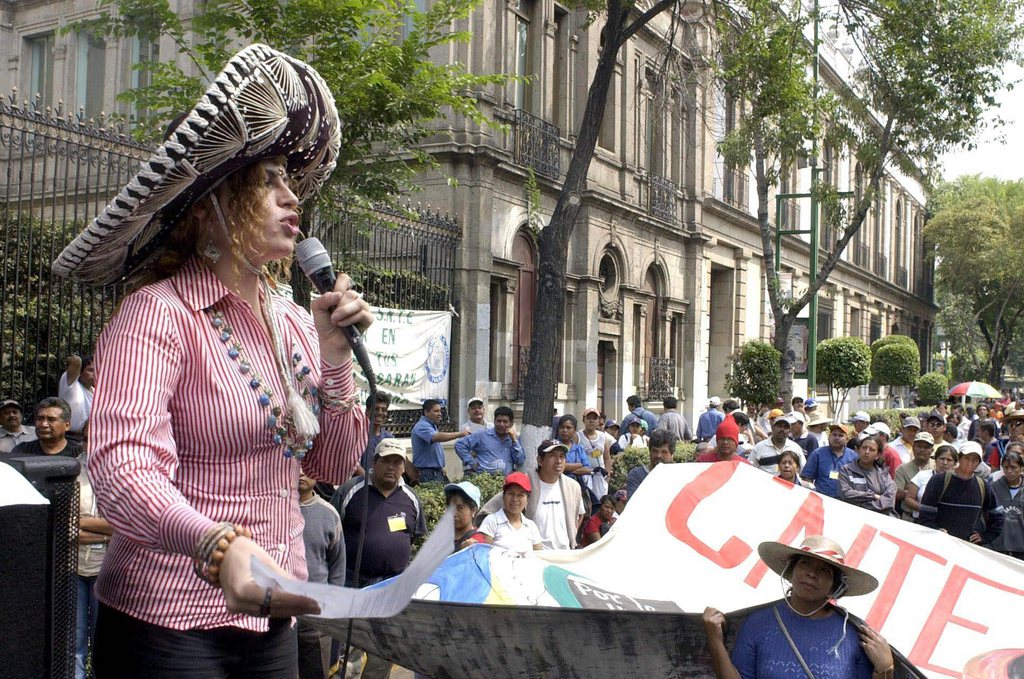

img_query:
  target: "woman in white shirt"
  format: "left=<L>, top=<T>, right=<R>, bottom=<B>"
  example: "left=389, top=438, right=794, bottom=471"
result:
left=479, top=472, right=543, bottom=555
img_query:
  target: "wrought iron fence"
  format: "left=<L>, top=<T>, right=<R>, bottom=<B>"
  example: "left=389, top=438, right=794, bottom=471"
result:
left=0, top=94, right=148, bottom=409
left=514, top=108, right=560, bottom=180
left=722, top=168, right=748, bottom=210
left=648, top=173, right=677, bottom=223
left=505, top=344, right=530, bottom=402
left=1, top=91, right=462, bottom=418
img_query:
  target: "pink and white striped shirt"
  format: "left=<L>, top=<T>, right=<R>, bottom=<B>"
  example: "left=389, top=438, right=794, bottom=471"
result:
left=90, top=258, right=367, bottom=631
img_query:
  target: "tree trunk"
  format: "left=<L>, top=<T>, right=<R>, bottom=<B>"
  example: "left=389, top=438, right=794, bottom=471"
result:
left=520, top=2, right=629, bottom=464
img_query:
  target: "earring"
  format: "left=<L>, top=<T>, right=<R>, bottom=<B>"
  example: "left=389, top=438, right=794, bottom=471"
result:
left=203, top=234, right=221, bottom=263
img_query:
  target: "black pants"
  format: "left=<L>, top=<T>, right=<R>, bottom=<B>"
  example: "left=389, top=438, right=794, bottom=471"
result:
left=93, top=604, right=297, bottom=678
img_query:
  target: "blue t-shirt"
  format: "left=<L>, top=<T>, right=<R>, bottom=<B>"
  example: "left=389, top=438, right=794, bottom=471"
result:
left=411, top=415, right=445, bottom=469
left=732, top=603, right=873, bottom=679
left=801, top=446, right=858, bottom=497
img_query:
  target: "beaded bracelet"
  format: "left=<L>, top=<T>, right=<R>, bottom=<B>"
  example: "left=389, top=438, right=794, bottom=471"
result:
left=320, top=390, right=355, bottom=413
left=192, top=522, right=252, bottom=587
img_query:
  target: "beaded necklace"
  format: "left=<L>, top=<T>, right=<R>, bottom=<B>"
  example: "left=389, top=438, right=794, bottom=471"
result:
left=208, top=307, right=320, bottom=459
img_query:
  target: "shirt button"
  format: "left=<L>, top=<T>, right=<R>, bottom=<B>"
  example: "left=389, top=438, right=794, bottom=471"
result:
left=278, top=543, right=287, bottom=552
left=279, top=488, right=289, bottom=497
left=326, top=378, right=336, bottom=386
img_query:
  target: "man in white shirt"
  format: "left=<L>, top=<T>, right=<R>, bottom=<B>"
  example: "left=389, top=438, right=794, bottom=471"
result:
left=58, top=354, right=94, bottom=442
left=0, top=400, right=36, bottom=453
left=748, top=417, right=805, bottom=474
left=460, top=397, right=491, bottom=434
left=480, top=440, right=586, bottom=549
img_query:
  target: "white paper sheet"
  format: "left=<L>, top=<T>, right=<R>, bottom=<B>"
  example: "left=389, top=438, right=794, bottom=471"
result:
left=0, top=462, right=49, bottom=506
left=252, top=506, right=455, bottom=619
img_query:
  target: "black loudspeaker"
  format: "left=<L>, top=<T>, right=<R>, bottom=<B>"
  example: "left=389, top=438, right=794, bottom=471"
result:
left=0, top=456, right=80, bottom=679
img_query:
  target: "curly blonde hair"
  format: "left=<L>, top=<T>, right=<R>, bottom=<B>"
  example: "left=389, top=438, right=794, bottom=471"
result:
left=136, top=162, right=294, bottom=289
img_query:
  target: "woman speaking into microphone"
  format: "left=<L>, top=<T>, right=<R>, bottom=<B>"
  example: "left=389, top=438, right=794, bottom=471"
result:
left=52, top=44, right=371, bottom=676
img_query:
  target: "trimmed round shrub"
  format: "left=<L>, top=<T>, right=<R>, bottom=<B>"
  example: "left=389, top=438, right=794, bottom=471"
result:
left=917, top=371, right=950, bottom=405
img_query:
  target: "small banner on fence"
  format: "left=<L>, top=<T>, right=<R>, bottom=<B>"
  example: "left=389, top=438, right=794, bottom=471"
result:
left=353, top=306, right=453, bottom=408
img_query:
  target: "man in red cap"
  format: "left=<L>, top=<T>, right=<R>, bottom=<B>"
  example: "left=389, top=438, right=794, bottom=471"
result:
left=695, top=417, right=748, bottom=463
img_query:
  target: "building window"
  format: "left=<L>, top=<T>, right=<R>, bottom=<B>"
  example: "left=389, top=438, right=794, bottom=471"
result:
left=26, top=33, right=55, bottom=106
left=552, top=8, right=571, bottom=132
left=129, top=37, right=160, bottom=119
left=512, top=0, right=532, bottom=111
left=76, top=32, right=107, bottom=120
left=644, top=69, right=666, bottom=176
left=510, top=230, right=537, bottom=398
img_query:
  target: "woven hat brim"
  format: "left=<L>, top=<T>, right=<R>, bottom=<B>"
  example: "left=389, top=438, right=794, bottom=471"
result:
left=757, top=541, right=879, bottom=597
left=52, top=43, right=341, bottom=286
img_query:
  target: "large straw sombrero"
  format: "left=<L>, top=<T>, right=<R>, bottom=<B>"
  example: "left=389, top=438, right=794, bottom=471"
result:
left=757, top=535, right=879, bottom=597
left=52, top=43, right=340, bottom=286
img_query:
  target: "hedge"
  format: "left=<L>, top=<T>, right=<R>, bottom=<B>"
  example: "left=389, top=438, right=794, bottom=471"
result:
left=864, top=407, right=934, bottom=434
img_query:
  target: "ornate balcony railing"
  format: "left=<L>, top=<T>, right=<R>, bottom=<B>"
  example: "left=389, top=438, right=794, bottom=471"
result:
left=897, top=265, right=908, bottom=289
left=854, top=242, right=870, bottom=268
left=642, top=357, right=676, bottom=401
left=648, top=173, right=677, bottom=223
left=874, top=252, right=888, bottom=279
left=722, top=168, right=748, bottom=210
left=514, top=109, right=560, bottom=180
left=503, top=344, right=530, bottom=401
left=779, top=199, right=800, bottom=229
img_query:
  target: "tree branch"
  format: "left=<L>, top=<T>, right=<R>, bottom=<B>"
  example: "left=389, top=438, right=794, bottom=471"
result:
left=617, top=0, right=680, bottom=48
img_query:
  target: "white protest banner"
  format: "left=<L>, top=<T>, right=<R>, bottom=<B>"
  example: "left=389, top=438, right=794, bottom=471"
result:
left=411, top=461, right=1023, bottom=677
left=353, top=306, right=453, bottom=409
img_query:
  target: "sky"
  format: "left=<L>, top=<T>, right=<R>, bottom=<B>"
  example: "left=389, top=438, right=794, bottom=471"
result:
left=937, top=64, right=1024, bottom=183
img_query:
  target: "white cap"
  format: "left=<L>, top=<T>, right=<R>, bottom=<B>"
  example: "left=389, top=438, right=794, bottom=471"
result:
left=851, top=411, right=870, bottom=423
left=709, top=396, right=722, bottom=406
left=784, top=411, right=807, bottom=425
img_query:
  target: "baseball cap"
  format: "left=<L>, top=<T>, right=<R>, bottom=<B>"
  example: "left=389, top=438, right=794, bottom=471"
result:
left=605, top=419, right=619, bottom=429
left=804, top=398, right=819, bottom=409
left=926, top=411, right=946, bottom=423
left=768, top=408, right=784, bottom=419
left=913, top=432, right=935, bottom=446
left=582, top=407, right=601, bottom=418
left=709, top=396, right=722, bottom=406
left=850, top=411, right=870, bottom=423
left=467, top=397, right=484, bottom=407
left=444, top=481, right=482, bottom=508
left=784, top=411, right=807, bottom=425
left=0, top=399, right=20, bottom=410
left=537, top=439, right=569, bottom=456
left=959, top=441, right=984, bottom=461
left=503, top=471, right=532, bottom=493
left=374, top=438, right=411, bottom=461
left=902, top=416, right=921, bottom=429
left=869, top=422, right=891, bottom=437
left=772, top=415, right=791, bottom=427
left=828, top=422, right=850, bottom=435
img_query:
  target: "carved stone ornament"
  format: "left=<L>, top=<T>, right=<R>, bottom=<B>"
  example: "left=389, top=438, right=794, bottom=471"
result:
left=600, top=297, right=622, bottom=319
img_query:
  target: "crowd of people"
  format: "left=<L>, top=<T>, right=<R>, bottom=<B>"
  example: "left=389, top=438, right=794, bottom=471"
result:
left=2, top=42, right=1019, bottom=679
left=4, top=377, right=1024, bottom=677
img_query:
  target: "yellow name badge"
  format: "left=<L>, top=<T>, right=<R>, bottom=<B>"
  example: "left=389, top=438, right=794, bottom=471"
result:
left=829, top=470, right=840, bottom=480
left=387, top=514, right=407, bottom=532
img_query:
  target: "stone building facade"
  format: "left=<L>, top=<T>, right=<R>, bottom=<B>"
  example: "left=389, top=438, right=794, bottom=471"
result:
left=1, top=0, right=934, bottom=425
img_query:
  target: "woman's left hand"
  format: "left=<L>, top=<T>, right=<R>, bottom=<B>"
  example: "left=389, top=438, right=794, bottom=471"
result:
left=857, top=623, right=894, bottom=673
left=310, top=272, right=374, bottom=365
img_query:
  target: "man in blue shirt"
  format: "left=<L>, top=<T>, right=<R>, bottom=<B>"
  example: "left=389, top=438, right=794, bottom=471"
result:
left=454, top=406, right=525, bottom=475
left=801, top=423, right=858, bottom=497
left=411, top=399, right=470, bottom=483
left=696, top=397, right=725, bottom=442
left=359, top=393, right=394, bottom=475
left=620, top=395, right=659, bottom=433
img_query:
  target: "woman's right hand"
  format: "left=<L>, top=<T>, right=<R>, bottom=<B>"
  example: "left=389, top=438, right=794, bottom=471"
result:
left=703, top=607, right=727, bottom=644
left=218, top=536, right=321, bottom=618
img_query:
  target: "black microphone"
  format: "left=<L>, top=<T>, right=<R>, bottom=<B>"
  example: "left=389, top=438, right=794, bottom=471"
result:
left=294, top=237, right=377, bottom=399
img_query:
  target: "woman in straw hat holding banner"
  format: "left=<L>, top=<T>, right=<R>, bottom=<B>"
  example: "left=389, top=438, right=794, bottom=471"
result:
left=52, top=45, right=372, bottom=676
left=703, top=536, right=896, bottom=679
